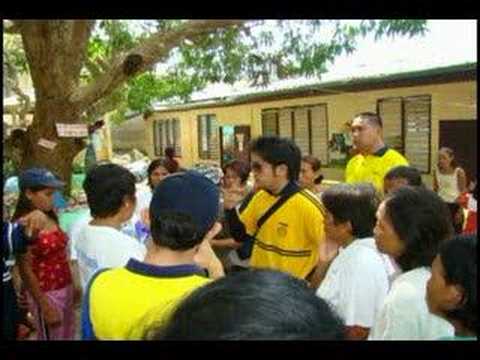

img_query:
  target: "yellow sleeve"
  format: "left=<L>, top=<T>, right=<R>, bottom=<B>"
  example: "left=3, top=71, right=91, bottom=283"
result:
left=305, top=199, right=325, bottom=248
left=238, top=191, right=261, bottom=236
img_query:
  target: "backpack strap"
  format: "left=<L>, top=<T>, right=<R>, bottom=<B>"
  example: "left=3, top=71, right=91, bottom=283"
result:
left=255, top=182, right=301, bottom=235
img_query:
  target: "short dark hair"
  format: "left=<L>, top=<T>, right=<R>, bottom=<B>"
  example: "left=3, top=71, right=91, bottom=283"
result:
left=145, top=269, right=345, bottom=340
left=321, top=183, right=380, bottom=239
left=83, top=164, right=136, bottom=218
left=302, top=155, right=323, bottom=184
left=385, top=166, right=423, bottom=186
left=354, top=112, right=383, bottom=128
left=150, top=211, right=204, bottom=250
left=250, top=136, right=301, bottom=181
left=384, top=186, right=454, bottom=271
left=222, top=159, right=251, bottom=185
left=439, top=234, right=477, bottom=335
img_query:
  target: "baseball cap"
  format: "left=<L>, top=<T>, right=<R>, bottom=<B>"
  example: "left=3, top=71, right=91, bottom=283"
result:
left=150, top=170, right=219, bottom=235
left=19, top=168, right=65, bottom=191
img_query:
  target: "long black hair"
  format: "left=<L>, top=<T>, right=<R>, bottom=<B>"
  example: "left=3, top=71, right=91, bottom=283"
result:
left=147, top=158, right=173, bottom=190
left=12, top=185, right=59, bottom=224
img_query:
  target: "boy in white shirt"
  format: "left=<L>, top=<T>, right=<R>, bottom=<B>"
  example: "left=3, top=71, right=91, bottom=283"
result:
left=74, top=164, right=146, bottom=290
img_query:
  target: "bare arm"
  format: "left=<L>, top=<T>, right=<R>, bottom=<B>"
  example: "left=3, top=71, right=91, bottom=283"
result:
left=194, top=222, right=225, bottom=279
left=69, top=260, right=83, bottom=307
left=17, top=248, right=61, bottom=326
left=345, top=326, right=370, bottom=340
left=457, top=168, right=467, bottom=194
left=432, top=169, right=439, bottom=192
left=209, top=237, right=242, bottom=249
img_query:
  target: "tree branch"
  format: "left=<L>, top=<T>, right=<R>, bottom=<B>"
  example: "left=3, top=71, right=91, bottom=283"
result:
left=4, top=20, right=22, bottom=34
left=70, top=19, right=247, bottom=108
left=68, top=20, right=97, bottom=84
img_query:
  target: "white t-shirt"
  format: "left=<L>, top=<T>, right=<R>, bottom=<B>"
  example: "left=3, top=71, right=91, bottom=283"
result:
left=135, top=187, right=152, bottom=214
left=369, top=267, right=454, bottom=340
left=74, top=224, right=146, bottom=290
left=316, top=237, right=394, bottom=328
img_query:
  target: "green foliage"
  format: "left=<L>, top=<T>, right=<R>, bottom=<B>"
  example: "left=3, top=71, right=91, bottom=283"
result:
left=8, top=19, right=428, bottom=126
left=170, top=20, right=427, bottom=87
left=4, top=34, right=29, bottom=74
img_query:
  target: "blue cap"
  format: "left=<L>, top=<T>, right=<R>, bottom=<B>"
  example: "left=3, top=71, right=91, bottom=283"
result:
left=150, top=170, right=219, bottom=235
left=19, top=168, right=65, bottom=190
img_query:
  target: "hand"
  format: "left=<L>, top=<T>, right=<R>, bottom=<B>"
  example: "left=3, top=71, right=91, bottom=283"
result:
left=140, top=208, right=150, bottom=227
left=194, top=222, right=224, bottom=278
left=18, top=210, right=48, bottom=238
left=222, top=185, right=246, bottom=210
left=40, top=300, right=62, bottom=327
left=17, top=288, right=29, bottom=310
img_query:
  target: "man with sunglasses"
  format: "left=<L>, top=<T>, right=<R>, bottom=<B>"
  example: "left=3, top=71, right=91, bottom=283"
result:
left=223, top=136, right=326, bottom=281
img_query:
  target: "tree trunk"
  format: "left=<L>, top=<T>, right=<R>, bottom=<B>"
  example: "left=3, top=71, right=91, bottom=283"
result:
left=17, top=20, right=93, bottom=197
left=18, top=97, right=85, bottom=196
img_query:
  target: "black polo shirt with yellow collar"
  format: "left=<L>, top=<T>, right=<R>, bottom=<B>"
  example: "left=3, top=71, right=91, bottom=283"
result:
left=345, top=146, right=409, bottom=192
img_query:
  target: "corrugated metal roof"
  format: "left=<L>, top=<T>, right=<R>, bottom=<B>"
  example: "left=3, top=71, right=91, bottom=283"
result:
left=151, top=62, right=477, bottom=113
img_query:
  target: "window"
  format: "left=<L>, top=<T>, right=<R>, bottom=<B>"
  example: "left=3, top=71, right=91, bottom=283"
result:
left=377, top=95, right=431, bottom=173
left=197, top=114, right=220, bottom=160
left=261, top=104, right=329, bottom=165
left=153, top=118, right=181, bottom=157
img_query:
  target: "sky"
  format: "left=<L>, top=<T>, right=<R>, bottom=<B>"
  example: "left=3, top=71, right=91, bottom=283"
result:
left=186, top=19, right=477, bottom=102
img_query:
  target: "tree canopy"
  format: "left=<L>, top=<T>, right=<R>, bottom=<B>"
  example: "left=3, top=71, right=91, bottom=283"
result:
left=5, top=19, right=427, bottom=124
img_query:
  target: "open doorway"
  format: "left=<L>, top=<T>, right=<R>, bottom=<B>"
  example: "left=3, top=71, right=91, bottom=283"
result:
left=219, top=125, right=251, bottom=168
left=439, top=120, right=477, bottom=184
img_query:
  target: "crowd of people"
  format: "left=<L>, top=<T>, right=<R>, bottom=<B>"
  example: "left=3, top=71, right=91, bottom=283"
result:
left=2, top=113, right=477, bottom=341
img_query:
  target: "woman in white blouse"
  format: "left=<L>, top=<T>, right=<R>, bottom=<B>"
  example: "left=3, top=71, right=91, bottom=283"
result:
left=314, top=183, right=395, bottom=340
left=369, top=186, right=455, bottom=340
left=433, top=147, right=467, bottom=234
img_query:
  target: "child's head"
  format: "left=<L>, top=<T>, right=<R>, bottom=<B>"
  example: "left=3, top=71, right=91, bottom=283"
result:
left=13, top=168, right=65, bottom=221
left=384, top=166, right=423, bottom=195
left=83, top=164, right=137, bottom=222
left=149, top=171, right=219, bottom=251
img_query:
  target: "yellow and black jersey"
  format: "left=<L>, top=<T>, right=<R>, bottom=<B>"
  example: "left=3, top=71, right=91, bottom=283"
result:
left=237, top=182, right=325, bottom=279
left=81, top=259, right=210, bottom=340
left=345, top=146, right=409, bottom=192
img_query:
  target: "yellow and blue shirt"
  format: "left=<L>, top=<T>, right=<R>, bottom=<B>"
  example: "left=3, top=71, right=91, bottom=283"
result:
left=81, top=258, right=211, bottom=340
left=237, top=182, right=325, bottom=279
left=345, top=146, right=409, bottom=192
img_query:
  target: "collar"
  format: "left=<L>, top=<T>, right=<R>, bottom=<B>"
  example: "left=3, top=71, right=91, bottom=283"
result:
left=125, top=258, right=207, bottom=278
left=265, top=181, right=299, bottom=197
left=372, top=145, right=389, bottom=157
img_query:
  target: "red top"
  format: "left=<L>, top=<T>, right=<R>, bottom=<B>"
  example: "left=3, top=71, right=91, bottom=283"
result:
left=463, top=211, right=477, bottom=235
left=31, top=228, right=72, bottom=292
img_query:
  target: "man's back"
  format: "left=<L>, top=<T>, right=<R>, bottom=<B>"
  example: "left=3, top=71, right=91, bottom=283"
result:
left=74, top=224, right=146, bottom=289
left=239, top=185, right=325, bottom=279
left=82, top=259, right=210, bottom=339
left=345, top=147, right=409, bottom=191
